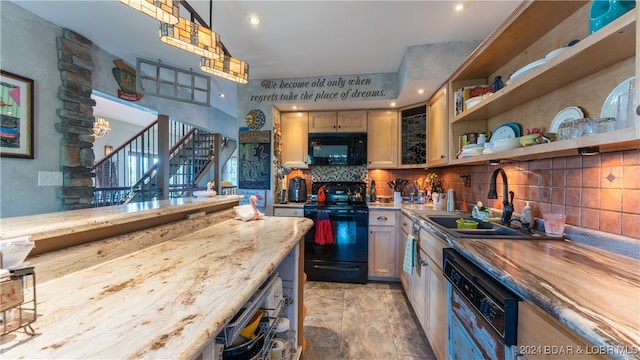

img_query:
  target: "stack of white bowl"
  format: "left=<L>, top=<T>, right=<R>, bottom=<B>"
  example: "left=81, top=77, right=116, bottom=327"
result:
left=492, top=138, right=521, bottom=152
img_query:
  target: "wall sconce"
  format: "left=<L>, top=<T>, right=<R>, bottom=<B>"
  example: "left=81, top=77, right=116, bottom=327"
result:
left=93, top=117, right=111, bottom=138
left=577, top=146, right=600, bottom=155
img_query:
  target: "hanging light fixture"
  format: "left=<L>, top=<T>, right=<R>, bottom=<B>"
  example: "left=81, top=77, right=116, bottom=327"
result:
left=159, top=17, right=221, bottom=60
left=198, top=0, right=249, bottom=84
left=93, top=117, right=111, bottom=138
left=200, top=52, right=249, bottom=84
left=118, top=0, right=179, bottom=24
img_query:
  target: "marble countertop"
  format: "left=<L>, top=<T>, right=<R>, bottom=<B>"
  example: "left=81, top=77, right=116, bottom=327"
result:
left=402, top=207, right=640, bottom=359
left=1, top=215, right=313, bottom=359
left=0, top=196, right=243, bottom=242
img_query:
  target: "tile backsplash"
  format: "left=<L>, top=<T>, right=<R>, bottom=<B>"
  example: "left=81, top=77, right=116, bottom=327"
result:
left=311, top=166, right=368, bottom=183
left=285, top=150, right=639, bottom=239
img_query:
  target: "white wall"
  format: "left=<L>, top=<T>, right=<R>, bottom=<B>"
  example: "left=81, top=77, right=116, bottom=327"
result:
left=0, top=1, right=239, bottom=218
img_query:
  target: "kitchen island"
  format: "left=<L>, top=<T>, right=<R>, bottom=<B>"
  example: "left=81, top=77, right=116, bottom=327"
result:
left=402, top=207, right=640, bottom=359
left=0, top=197, right=313, bottom=359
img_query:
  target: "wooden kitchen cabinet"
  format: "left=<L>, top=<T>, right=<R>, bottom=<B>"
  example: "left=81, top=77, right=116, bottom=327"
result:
left=368, top=210, right=398, bottom=279
left=409, top=245, right=428, bottom=327
left=308, top=110, right=367, bottom=133
left=517, top=301, right=608, bottom=360
left=446, top=1, right=638, bottom=166
left=427, top=85, right=449, bottom=167
left=272, top=205, right=304, bottom=217
left=398, top=213, right=413, bottom=293
left=367, top=110, right=399, bottom=168
left=419, top=227, right=448, bottom=360
left=281, top=112, right=309, bottom=169
left=426, top=256, right=447, bottom=360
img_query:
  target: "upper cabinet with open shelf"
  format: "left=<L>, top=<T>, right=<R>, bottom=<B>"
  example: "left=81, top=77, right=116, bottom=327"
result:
left=445, top=0, right=638, bottom=166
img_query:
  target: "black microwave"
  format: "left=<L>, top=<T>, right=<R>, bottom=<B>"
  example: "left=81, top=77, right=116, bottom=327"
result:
left=308, top=133, right=367, bottom=166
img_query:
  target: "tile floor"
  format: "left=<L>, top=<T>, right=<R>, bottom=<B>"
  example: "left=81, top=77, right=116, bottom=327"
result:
left=302, top=281, right=436, bottom=360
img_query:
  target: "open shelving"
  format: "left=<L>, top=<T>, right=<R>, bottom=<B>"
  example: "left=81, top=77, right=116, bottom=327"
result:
left=442, top=1, right=638, bottom=167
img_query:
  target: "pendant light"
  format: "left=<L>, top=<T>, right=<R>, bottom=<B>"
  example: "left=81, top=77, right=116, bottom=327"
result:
left=118, top=0, right=179, bottom=24
left=200, top=52, right=249, bottom=84
left=159, top=17, right=221, bottom=60
left=198, top=0, right=249, bottom=84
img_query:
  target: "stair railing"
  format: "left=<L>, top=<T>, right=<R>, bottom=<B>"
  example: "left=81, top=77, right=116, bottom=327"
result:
left=91, top=117, right=231, bottom=207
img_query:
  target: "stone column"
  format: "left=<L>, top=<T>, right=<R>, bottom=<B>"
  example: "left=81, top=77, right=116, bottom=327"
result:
left=54, top=29, right=96, bottom=210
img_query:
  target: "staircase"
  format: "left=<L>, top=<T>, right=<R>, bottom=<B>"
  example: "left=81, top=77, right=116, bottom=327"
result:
left=91, top=117, right=236, bottom=207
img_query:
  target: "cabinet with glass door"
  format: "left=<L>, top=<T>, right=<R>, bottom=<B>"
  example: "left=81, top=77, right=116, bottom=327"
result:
left=398, top=104, right=427, bottom=168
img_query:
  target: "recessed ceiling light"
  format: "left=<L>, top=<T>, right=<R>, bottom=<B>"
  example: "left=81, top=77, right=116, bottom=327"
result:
left=390, top=102, right=396, bottom=107
left=219, top=93, right=226, bottom=98
left=292, top=105, right=298, bottom=110
left=249, top=16, right=261, bottom=25
left=453, top=3, right=465, bottom=12
left=417, top=89, right=425, bottom=94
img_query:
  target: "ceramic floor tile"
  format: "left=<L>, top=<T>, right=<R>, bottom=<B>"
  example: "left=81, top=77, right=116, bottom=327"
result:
left=342, top=289, right=388, bottom=314
left=303, top=281, right=437, bottom=360
left=382, top=293, right=434, bottom=357
left=340, top=333, right=399, bottom=358
left=304, top=324, right=343, bottom=350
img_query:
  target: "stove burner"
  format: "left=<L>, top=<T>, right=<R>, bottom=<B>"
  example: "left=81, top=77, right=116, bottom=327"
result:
left=307, top=181, right=367, bottom=206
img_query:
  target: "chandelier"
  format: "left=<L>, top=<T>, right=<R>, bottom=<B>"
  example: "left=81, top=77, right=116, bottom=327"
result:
left=93, top=117, right=111, bottom=138
left=117, top=0, right=179, bottom=24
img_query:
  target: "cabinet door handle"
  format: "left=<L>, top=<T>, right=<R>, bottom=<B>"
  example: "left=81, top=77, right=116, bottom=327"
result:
left=420, top=259, right=428, bottom=267
left=377, top=216, right=388, bottom=221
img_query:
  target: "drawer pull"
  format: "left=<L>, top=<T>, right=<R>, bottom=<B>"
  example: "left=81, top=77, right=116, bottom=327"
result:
left=377, top=216, right=388, bottom=221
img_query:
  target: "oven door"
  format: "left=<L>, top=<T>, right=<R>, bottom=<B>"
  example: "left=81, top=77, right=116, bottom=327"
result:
left=303, top=207, right=368, bottom=283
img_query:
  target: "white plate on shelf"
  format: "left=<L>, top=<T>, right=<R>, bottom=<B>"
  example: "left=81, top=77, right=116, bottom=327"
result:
left=490, top=125, right=517, bottom=143
left=600, top=76, right=635, bottom=118
left=550, top=106, right=584, bottom=132
left=544, top=47, right=568, bottom=61
left=507, top=58, right=547, bottom=85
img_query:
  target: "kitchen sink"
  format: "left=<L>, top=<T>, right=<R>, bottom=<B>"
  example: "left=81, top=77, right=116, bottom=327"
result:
left=418, top=214, right=559, bottom=240
left=427, top=216, right=494, bottom=230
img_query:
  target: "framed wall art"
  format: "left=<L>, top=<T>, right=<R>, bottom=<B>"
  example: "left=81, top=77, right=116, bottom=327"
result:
left=1, top=70, right=34, bottom=159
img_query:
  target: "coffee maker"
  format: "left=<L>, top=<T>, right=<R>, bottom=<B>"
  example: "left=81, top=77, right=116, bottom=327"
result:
left=287, top=176, right=307, bottom=202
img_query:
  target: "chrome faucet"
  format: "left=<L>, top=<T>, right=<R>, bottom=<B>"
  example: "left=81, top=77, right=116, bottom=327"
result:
left=488, top=168, right=514, bottom=225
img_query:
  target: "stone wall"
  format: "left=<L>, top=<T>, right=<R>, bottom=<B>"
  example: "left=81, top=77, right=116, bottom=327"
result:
left=55, top=29, right=96, bottom=210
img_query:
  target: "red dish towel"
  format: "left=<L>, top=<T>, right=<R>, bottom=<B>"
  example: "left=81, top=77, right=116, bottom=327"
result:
left=314, top=212, right=334, bottom=245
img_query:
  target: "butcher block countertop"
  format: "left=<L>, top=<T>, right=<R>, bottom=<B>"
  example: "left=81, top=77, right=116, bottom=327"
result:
left=0, top=200, right=314, bottom=359
left=402, top=208, right=640, bottom=360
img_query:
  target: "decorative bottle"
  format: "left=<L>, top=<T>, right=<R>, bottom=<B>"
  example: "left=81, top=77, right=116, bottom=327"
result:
left=492, top=76, right=504, bottom=92
left=370, top=180, right=377, bottom=202
left=521, top=201, right=532, bottom=228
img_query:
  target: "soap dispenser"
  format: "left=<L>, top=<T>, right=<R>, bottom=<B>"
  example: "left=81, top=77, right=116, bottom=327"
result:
left=521, top=201, right=532, bottom=228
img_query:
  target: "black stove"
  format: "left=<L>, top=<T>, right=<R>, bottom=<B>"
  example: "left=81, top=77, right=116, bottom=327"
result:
left=303, top=181, right=369, bottom=284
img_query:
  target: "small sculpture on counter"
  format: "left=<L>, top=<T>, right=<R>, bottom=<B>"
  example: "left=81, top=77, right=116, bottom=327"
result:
left=233, top=195, right=264, bottom=221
